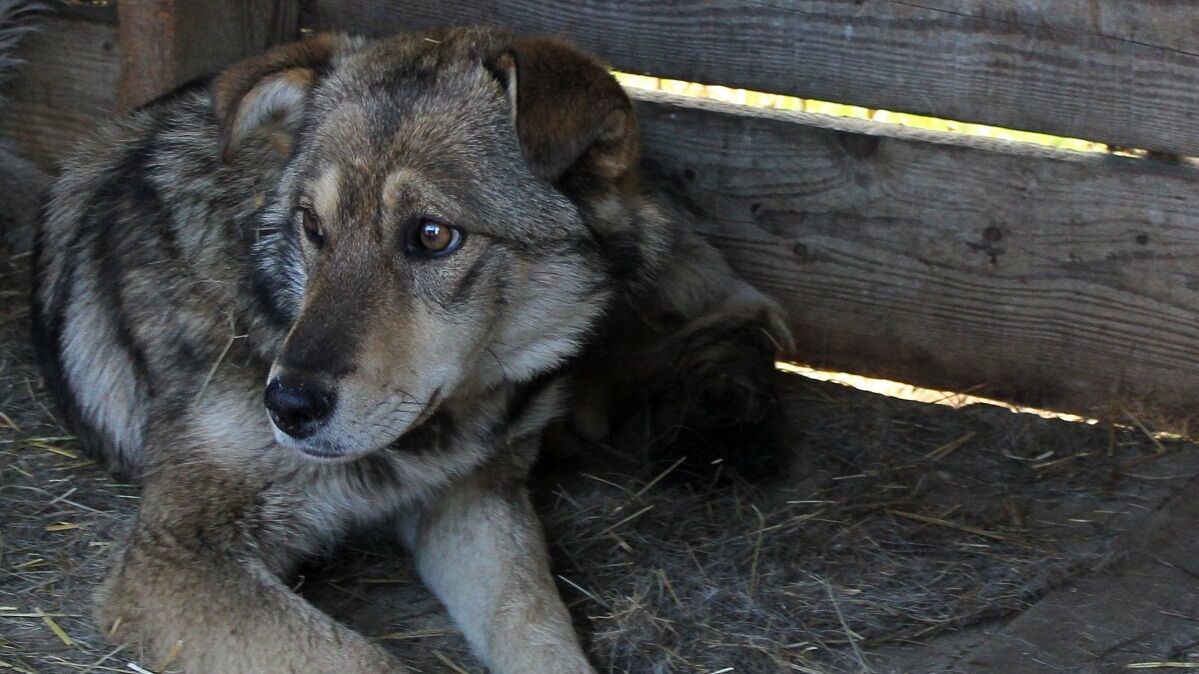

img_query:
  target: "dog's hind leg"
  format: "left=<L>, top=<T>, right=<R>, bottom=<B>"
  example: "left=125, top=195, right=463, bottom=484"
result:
left=399, top=468, right=595, bottom=674
left=97, top=467, right=405, bottom=673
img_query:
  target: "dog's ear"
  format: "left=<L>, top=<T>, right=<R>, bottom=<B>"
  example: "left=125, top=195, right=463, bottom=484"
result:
left=489, top=38, right=638, bottom=183
left=211, top=33, right=353, bottom=160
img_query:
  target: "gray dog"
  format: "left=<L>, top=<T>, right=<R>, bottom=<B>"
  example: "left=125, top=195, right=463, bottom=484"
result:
left=33, top=27, right=788, bottom=672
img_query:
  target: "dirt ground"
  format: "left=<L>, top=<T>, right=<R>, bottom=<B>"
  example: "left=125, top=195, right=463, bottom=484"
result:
left=2, top=243, right=1198, bottom=673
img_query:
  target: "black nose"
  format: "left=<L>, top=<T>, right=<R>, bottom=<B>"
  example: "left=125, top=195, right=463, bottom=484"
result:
left=264, top=379, right=335, bottom=439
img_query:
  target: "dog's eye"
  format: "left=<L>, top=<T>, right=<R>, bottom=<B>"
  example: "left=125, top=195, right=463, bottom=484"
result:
left=406, top=219, right=464, bottom=258
left=296, top=206, right=324, bottom=247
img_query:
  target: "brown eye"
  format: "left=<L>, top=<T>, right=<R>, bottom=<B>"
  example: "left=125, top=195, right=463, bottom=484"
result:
left=420, top=222, right=450, bottom=250
left=296, top=206, right=324, bottom=247
left=406, top=218, right=464, bottom=258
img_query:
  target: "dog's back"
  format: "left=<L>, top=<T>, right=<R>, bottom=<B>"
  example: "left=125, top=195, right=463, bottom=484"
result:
left=33, top=85, right=286, bottom=478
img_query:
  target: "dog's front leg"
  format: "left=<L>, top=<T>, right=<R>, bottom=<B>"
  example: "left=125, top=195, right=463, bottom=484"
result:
left=98, top=473, right=404, bottom=673
left=401, top=473, right=595, bottom=674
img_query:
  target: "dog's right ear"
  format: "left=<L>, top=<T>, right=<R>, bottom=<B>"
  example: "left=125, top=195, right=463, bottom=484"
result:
left=211, top=33, right=353, bottom=160
left=487, top=38, right=638, bottom=184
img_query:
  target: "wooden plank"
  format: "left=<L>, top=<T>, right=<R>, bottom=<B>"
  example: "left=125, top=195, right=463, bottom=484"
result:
left=302, top=0, right=1199, bottom=157
left=914, top=1, right=1199, bottom=55
left=117, top=0, right=174, bottom=112
left=0, top=14, right=118, bottom=172
left=630, top=89, right=1199, bottom=421
left=118, top=0, right=299, bottom=111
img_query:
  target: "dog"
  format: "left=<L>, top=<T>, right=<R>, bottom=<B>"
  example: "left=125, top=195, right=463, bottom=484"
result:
left=32, top=27, right=789, bottom=672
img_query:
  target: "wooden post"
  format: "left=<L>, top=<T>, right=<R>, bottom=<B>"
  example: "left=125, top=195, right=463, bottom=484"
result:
left=118, top=0, right=299, bottom=111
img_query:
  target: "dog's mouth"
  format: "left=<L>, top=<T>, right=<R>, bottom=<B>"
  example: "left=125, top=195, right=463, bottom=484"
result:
left=406, top=387, right=443, bottom=431
left=270, top=427, right=360, bottom=463
left=277, top=387, right=446, bottom=462
left=294, top=443, right=350, bottom=461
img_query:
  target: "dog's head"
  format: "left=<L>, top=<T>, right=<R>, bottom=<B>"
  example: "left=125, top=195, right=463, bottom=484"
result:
left=213, top=28, right=656, bottom=461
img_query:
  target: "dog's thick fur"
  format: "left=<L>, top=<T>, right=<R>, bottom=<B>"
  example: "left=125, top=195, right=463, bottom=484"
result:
left=32, top=27, right=788, bottom=672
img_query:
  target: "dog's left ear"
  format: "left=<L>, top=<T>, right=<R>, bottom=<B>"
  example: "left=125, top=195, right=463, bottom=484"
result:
left=488, top=39, right=638, bottom=183
left=211, top=33, right=354, bottom=160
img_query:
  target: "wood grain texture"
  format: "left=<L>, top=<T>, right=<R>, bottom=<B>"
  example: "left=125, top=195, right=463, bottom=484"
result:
left=914, top=1, right=1199, bottom=55
left=118, top=0, right=299, bottom=110
left=117, top=0, right=174, bottom=111
left=0, top=15, right=118, bottom=172
left=630, top=90, right=1199, bottom=420
left=303, top=0, right=1199, bottom=156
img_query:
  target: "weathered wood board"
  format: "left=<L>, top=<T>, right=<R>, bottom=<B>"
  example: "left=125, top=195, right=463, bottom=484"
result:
left=118, top=0, right=299, bottom=110
left=303, top=0, right=1199, bottom=157
left=0, top=1, right=300, bottom=170
left=632, top=90, right=1199, bottom=420
left=0, top=13, right=119, bottom=172
left=915, top=1, right=1199, bottom=55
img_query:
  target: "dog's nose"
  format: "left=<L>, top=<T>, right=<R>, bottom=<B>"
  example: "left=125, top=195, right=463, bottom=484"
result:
left=264, top=379, right=335, bottom=439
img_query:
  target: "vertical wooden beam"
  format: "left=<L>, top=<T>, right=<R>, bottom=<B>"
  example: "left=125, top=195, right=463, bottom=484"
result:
left=117, top=0, right=299, bottom=111
left=116, top=0, right=174, bottom=112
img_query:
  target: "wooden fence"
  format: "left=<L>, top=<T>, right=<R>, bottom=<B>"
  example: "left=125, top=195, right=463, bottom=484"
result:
left=6, top=0, right=1199, bottom=424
